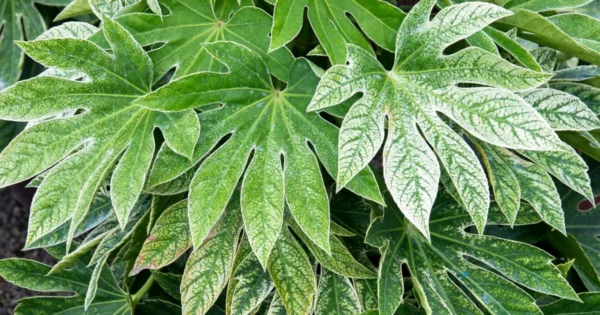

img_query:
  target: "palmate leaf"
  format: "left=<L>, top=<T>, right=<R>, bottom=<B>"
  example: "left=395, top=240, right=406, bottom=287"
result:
left=365, top=192, right=579, bottom=315
left=0, top=17, right=199, bottom=248
left=308, top=0, right=557, bottom=239
left=136, top=42, right=382, bottom=266
left=92, top=0, right=294, bottom=81
left=0, top=0, right=70, bottom=90
left=0, top=257, right=130, bottom=314
left=269, top=0, right=405, bottom=64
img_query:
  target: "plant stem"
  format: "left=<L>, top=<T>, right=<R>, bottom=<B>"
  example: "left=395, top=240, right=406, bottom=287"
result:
left=131, top=275, right=155, bottom=307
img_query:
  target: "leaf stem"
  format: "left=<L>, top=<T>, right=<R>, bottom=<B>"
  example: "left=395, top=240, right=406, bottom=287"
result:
left=131, top=275, right=155, bottom=307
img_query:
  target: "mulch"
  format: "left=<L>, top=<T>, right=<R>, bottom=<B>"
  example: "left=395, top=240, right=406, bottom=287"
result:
left=0, top=184, right=56, bottom=315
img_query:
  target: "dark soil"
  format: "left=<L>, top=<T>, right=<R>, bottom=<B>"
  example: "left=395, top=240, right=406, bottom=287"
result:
left=0, top=184, right=56, bottom=315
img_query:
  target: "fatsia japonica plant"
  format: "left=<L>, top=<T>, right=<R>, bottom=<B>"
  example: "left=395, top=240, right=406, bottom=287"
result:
left=0, top=0, right=600, bottom=314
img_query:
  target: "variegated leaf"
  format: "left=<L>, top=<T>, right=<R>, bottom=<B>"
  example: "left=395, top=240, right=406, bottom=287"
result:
left=366, top=192, right=579, bottom=315
left=181, top=197, right=243, bottom=315
left=315, top=268, right=362, bottom=315
left=136, top=42, right=383, bottom=262
left=308, top=0, right=555, bottom=239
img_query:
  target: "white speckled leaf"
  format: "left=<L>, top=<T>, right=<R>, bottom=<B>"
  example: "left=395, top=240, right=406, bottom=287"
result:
left=519, top=144, right=593, bottom=202
left=0, top=17, right=198, bottom=248
left=181, top=197, right=243, bottom=315
left=315, top=268, right=362, bottom=315
left=473, top=139, right=520, bottom=226
left=308, top=0, right=554, bottom=239
left=521, top=88, right=600, bottom=131
left=131, top=200, right=192, bottom=275
left=487, top=146, right=567, bottom=234
left=366, top=192, right=579, bottom=315
left=136, top=42, right=383, bottom=261
left=230, top=252, right=274, bottom=315
left=268, top=227, right=317, bottom=315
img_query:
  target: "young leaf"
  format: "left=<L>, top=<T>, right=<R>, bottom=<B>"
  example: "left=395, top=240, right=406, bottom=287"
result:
left=93, top=0, right=294, bottom=81
left=268, top=227, right=317, bottom=315
left=136, top=42, right=382, bottom=262
left=365, top=193, right=579, bottom=315
left=315, top=268, right=362, bottom=315
left=269, top=0, right=405, bottom=64
left=0, top=17, right=199, bottom=248
left=0, top=0, right=70, bottom=90
left=308, top=0, right=555, bottom=239
left=131, top=200, right=192, bottom=275
left=181, top=197, right=243, bottom=315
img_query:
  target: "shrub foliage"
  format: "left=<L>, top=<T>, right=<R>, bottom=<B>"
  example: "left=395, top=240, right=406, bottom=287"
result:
left=0, top=0, right=599, bottom=314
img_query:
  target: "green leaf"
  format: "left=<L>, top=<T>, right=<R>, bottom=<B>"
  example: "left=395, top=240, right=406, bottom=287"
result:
left=131, top=200, right=192, bottom=275
left=181, top=196, right=243, bottom=315
left=315, top=268, right=362, bottom=315
left=153, top=272, right=182, bottom=300
left=497, top=9, right=600, bottom=66
left=268, top=227, right=317, bottom=315
left=548, top=13, right=600, bottom=53
left=504, top=0, right=592, bottom=12
left=290, top=220, right=376, bottom=279
left=308, top=0, right=555, bottom=239
left=554, top=166, right=600, bottom=289
left=269, top=0, right=405, bottom=64
left=136, top=42, right=382, bottom=260
left=553, top=66, right=600, bottom=82
left=230, top=252, right=274, bottom=315
left=540, top=293, right=600, bottom=314
left=0, top=257, right=129, bottom=313
left=15, top=296, right=132, bottom=315
left=137, top=299, right=182, bottom=315
left=0, top=0, right=70, bottom=90
left=365, top=192, right=579, bottom=315
left=84, top=255, right=109, bottom=310
left=88, top=195, right=152, bottom=266
left=54, top=0, right=93, bottom=21
left=483, top=27, right=542, bottom=71
left=93, top=0, right=293, bottom=81
left=25, top=190, right=113, bottom=250
left=0, top=17, right=199, bottom=248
